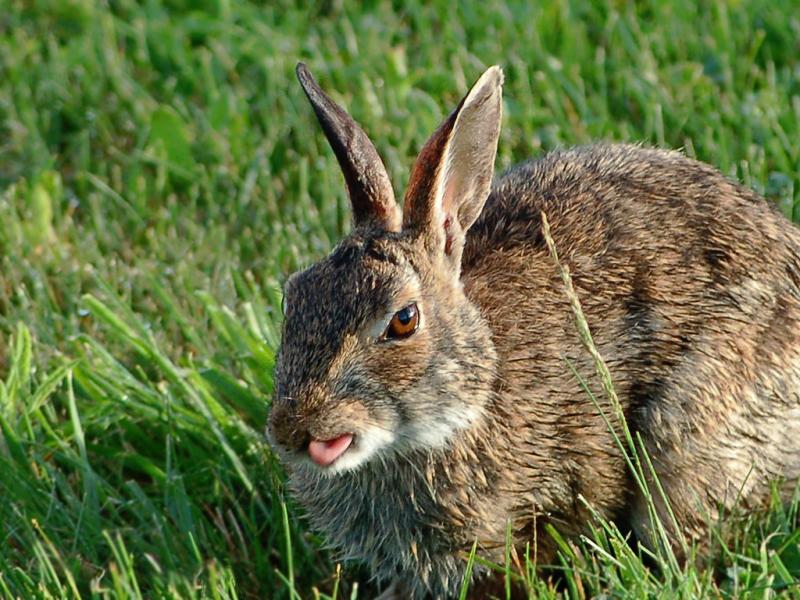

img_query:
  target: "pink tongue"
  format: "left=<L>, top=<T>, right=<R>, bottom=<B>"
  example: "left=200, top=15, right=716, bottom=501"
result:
left=308, top=434, right=353, bottom=466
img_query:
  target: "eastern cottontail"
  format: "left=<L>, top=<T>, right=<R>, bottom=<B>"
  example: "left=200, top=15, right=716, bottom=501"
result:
left=268, top=63, right=800, bottom=598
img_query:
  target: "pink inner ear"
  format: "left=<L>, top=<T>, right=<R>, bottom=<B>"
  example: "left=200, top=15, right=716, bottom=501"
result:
left=443, top=215, right=455, bottom=255
left=441, top=167, right=462, bottom=256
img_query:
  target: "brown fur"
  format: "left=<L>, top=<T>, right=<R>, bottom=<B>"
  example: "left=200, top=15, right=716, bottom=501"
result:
left=269, top=66, right=800, bottom=598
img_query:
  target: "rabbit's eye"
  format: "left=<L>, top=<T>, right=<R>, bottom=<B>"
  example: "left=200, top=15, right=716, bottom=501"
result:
left=385, top=303, right=419, bottom=340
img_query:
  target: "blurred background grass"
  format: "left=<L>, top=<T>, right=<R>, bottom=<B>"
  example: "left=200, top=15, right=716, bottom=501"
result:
left=0, top=0, right=799, bottom=597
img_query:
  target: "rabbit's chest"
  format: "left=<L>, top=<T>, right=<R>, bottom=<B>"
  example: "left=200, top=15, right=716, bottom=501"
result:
left=294, top=463, right=509, bottom=593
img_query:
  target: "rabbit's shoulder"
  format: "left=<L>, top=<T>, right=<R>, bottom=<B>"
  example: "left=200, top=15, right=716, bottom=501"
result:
left=463, top=143, right=795, bottom=271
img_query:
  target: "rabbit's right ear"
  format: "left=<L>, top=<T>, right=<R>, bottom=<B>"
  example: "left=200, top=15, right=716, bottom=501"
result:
left=402, top=66, right=503, bottom=269
left=296, top=63, right=401, bottom=232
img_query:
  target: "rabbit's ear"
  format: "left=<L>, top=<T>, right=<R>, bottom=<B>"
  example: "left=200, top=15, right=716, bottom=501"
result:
left=296, top=63, right=401, bottom=232
left=403, top=66, right=503, bottom=263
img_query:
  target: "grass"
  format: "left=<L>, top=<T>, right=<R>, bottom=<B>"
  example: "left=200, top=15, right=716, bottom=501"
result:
left=0, top=0, right=799, bottom=597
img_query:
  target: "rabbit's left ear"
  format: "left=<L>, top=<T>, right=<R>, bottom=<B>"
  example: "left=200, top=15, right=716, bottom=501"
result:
left=296, top=63, right=401, bottom=232
left=403, top=66, right=503, bottom=264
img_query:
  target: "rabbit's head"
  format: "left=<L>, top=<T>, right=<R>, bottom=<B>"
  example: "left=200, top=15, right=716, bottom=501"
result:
left=268, top=65, right=503, bottom=475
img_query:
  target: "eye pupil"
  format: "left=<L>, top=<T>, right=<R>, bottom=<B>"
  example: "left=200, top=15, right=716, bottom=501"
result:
left=386, top=303, right=419, bottom=340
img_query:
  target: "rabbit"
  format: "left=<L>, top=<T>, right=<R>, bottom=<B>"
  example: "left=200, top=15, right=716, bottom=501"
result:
left=267, top=62, right=800, bottom=599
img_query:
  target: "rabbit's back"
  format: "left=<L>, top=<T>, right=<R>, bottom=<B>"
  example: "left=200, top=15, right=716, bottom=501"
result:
left=462, top=143, right=800, bottom=542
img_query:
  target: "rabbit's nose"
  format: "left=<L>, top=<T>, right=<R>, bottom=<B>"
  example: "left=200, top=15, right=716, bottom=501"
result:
left=267, top=399, right=310, bottom=453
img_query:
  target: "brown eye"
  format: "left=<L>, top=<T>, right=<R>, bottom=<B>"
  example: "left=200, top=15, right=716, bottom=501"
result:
left=385, top=303, right=419, bottom=340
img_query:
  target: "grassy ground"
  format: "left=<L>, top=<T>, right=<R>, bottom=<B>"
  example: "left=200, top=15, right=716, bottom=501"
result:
left=1, top=0, right=799, bottom=597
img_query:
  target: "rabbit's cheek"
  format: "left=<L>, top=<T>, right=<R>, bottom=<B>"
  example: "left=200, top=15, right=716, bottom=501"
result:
left=369, top=331, right=433, bottom=388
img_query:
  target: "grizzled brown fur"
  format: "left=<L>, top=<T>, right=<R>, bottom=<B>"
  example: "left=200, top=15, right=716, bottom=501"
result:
left=268, top=65, right=800, bottom=598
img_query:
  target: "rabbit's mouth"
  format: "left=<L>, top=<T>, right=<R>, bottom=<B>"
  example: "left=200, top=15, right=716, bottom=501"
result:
left=300, top=425, right=396, bottom=475
left=269, top=393, right=400, bottom=475
left=308, top=433, right=353, bottom=466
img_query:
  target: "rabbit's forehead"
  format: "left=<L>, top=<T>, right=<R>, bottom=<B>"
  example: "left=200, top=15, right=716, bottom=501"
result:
left=279, top=238, right=415, bottom=378
left=284, top=240, right=413, bottom=344
left=287, top=255, right=397, bottom=312
left=285, top=234, right=414, bottom=304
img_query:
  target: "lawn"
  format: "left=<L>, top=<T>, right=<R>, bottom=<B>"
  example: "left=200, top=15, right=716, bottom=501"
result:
left=1, top=0, right=799, bottom=597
